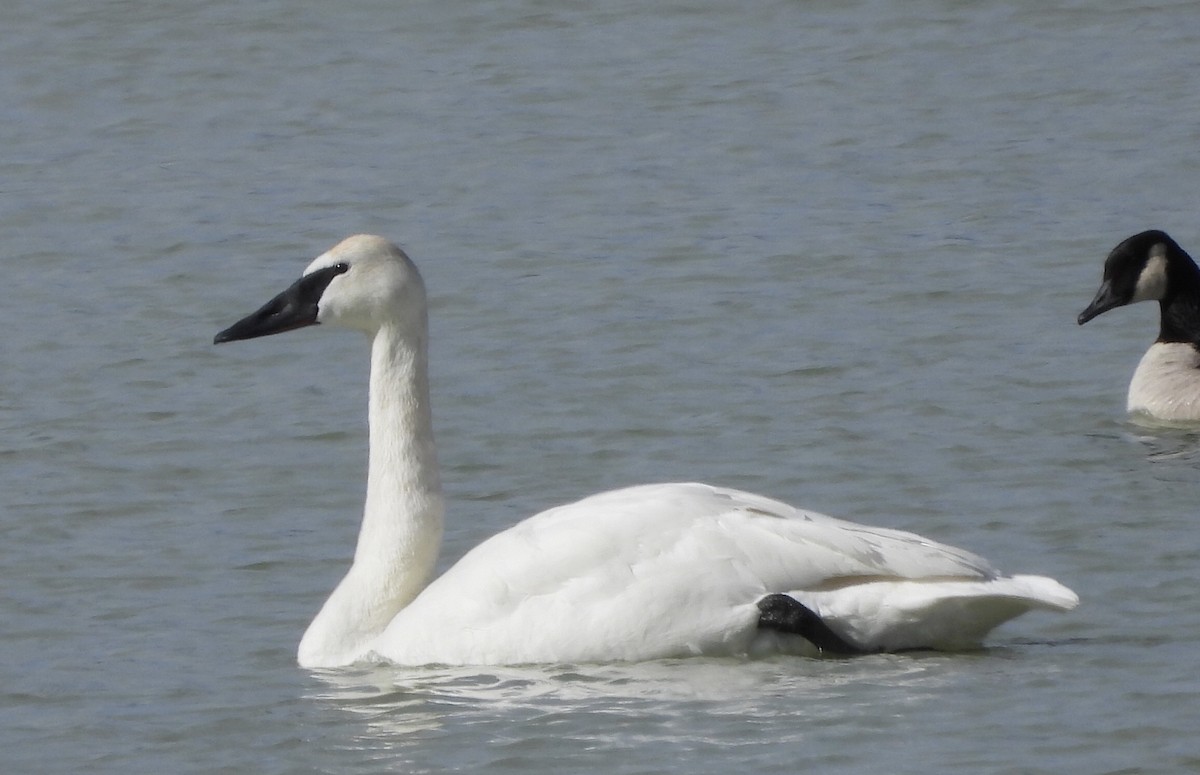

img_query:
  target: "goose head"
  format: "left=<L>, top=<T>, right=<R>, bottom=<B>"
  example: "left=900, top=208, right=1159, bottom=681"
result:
left=214, top=235, right=426, bottom=344
left=1077, top=230, right=1191, bottom=326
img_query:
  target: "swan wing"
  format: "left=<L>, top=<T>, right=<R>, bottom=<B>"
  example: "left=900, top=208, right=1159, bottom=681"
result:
left=793, top=575, right=1078, bottom=651
left=372, top=483, right=1029, bottom=665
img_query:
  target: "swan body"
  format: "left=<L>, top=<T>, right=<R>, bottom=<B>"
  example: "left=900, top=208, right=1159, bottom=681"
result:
left=215, top=235, right=1077, bottom=668
left=1079, top=230, right=1200, bottom=421
left=374, top=483, right=1075, bottom=665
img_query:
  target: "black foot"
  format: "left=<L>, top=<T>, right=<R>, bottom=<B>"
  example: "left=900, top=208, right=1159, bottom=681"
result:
left=756, top=593, right=862, bottom=655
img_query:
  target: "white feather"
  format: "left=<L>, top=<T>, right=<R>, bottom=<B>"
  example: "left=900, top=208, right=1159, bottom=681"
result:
left=1127, top=342, right=1200, bottom=422
left=217, top=235, right=1077, bottom=668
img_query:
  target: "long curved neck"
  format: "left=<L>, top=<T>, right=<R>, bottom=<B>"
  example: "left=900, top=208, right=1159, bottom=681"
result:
left=361, top=322, right=442, bottom=560
left=298, top=321, right=445, bottom=668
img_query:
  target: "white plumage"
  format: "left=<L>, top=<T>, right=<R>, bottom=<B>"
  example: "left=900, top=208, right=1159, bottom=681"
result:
left=215, top=235, right=1077, bottom=668
left=379, top=483, right=1074, bottom=665
left=1126, top=342, right=1200, bottom=421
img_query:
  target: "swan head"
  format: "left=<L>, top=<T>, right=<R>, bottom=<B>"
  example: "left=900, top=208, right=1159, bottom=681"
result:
left=1078, top=230, right=1186, bottom=325
left=214, top=235, right=426, bottom=343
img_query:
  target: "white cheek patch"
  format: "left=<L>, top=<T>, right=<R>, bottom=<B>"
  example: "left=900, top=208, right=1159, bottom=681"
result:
left=1132, top=244, right=1169, bottom=302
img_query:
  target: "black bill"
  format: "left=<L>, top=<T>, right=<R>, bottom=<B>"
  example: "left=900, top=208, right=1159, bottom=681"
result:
left=214, top=263, right=348, bottom=344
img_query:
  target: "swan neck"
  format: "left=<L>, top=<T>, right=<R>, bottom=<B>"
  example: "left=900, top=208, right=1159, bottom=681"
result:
left=297, top=320, right=444, bottom=668
left=364, top=322, right=441, bottom=524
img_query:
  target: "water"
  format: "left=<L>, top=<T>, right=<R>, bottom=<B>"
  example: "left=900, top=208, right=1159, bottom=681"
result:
left=3, top=0, right=1200, bottom=772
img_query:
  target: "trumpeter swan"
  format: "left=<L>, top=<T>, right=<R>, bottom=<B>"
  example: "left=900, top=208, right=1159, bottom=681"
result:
left=215, top=235, right=1077, bottom=668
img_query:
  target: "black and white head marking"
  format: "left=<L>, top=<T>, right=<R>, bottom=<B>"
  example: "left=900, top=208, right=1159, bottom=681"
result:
left=1130, top=242, right=1169, bottom=303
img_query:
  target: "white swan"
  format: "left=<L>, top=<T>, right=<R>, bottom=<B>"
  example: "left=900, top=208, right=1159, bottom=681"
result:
left=1079, top=230, right=1200, bottom=422
left=215, top=235, right=1078, bottom=668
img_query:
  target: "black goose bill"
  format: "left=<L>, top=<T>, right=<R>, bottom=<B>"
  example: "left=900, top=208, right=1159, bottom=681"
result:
left=1077, top=279, right=1123, bottom=325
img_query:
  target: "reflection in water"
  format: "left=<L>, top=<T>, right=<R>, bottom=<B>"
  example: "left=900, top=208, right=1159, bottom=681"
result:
left=1127, top=424, right=1200, bottom=468
left=305, top=655, right=961, bottom=768
left=305, top=664, right=445, bottom=769
left=310, top=654, right=955, bottom=707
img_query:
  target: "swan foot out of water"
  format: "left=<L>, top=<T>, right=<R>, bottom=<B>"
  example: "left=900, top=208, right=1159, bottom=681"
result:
left=214, top=235, right=1078, bottom=668
left=1079, top=230, right=1200, bottom=422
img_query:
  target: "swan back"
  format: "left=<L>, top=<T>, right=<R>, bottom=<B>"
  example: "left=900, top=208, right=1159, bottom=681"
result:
left=370, top=483, right=1071, bottom=666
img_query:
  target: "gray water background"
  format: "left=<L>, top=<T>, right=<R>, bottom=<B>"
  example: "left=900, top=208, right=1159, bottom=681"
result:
left=3, top=0, right=1200, bottom=772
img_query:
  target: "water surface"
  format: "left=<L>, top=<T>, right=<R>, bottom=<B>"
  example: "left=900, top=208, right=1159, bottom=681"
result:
left=3, top=1, right=1200, bottom=772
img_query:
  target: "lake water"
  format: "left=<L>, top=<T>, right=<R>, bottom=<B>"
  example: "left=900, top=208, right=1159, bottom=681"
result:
left=3, top=0, right=1200, bottom=772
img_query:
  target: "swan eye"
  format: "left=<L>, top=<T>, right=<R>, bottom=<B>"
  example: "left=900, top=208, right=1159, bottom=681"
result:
left=334, top=262, right=350, bottom=274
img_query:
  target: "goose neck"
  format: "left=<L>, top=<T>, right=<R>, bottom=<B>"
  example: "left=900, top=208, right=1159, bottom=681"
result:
left=1160, top=248, right=1200, bottom=344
